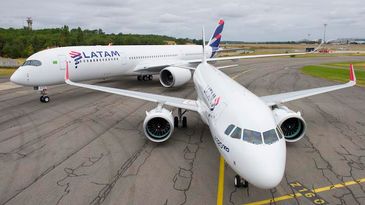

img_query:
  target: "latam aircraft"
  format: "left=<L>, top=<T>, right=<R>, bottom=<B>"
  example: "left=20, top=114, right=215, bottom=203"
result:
left=10, top=19, right=316, bottom=103
left=64, top=32, right=357, bottom=188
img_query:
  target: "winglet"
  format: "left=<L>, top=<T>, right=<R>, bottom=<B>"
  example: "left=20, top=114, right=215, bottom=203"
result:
left=349, top=64, right=356, bottom=82
left=65, top=61, right=69, bottom=81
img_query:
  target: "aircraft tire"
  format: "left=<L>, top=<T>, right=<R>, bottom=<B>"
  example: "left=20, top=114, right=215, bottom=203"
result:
left=234, top=175, right=242, bottom=188
left=174, top=116, right=179, bottom=127
left=182, top=116, right=187, bottom=128
left=43, top=96, right=50, bottom=103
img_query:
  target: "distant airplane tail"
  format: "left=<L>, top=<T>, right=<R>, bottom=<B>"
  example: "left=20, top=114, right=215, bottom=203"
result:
left=208, top=19, right=224, bottom=57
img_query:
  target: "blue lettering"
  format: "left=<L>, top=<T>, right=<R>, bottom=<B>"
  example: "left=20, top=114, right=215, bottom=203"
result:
left=104, top=51, right=111, bottom=57
left=82, top=52, right=90, bottom=58
left=111, top=51, right=120, bottom=57
left=96, top=51, right=103, bottom=57
left=91, top=52, right=98, bottom=58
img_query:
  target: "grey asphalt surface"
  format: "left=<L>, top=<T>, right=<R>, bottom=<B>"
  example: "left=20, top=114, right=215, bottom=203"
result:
left=0, top=56, right=364, bottom=205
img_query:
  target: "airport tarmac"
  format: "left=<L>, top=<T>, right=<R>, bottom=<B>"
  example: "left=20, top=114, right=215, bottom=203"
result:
left=0, top=56, right=364, bottom=205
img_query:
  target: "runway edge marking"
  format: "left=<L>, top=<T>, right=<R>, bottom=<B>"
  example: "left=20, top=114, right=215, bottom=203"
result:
left=244, top=177, right=365, bottom=205
left=216, top=155, right=225, bottom=205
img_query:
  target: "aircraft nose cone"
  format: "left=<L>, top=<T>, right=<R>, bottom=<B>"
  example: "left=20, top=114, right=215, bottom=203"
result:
left=254, top=164, right=285, bottom=189
left=236, top=140, right=286, bottom=189
left=10, top=69, right=26, bottom=85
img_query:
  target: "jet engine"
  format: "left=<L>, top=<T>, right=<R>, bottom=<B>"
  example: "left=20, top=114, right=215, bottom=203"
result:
left=159, top=67, right=191, bottom=87
left=272, top=105, right=306, bottom=142
left=143, top=106, right=174, bottom=143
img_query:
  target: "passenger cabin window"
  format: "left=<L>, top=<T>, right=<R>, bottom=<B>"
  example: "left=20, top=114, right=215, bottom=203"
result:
left=263, top=129, right=279, bottom=144
left=23, top=60, right=42, bottom=67
left=242, top=129, right=262, bottom=144
left=224, top=124, right=235, bottom=135
left=230, top=127, right=242, bottom=139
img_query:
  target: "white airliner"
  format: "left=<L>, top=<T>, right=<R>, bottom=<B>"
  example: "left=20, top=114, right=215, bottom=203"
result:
left=10, top=19, right=316, bottom=103
left=63, top=31, right=357, bottom=189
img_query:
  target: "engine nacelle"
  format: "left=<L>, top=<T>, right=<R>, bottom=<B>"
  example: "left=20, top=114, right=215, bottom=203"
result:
left=159, top=66, right=192, bottom=87
left=272, top=106, right=306, bottom=142
left=143, top=107, right=174, bottom=143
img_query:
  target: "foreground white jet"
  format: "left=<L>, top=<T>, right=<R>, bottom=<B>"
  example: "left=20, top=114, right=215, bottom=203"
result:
left=10, top=19, right=318, bottom=103
left=64, top=34, right=357, bottom=188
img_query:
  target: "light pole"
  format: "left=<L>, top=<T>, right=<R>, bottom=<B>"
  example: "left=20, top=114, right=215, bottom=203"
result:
left=323, top=24, right=327, bottom=44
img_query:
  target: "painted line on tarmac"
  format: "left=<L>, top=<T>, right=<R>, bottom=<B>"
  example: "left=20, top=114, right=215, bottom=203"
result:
left=244, top=177, right=365, bottom=205
left=216, top=67, right=255, bottom=205
left=216, top=156, right=225, bottom=205
left=232, top=68, right=256, bottom=80
left=0, top=82, right=21, bottom=91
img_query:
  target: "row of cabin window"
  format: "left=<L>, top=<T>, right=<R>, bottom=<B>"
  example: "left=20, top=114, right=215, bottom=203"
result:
left=224, top=124, right=283, bottom=145
left=78, top=58, right=119, bottom=63
left=129, top=54, right=178, bottom=60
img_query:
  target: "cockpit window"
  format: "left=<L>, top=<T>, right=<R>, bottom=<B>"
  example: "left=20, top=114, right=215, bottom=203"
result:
left=230, top=127, right=242, bottom=139
left=22, top=60, right=42, bottom=67
left=263, top=129, right=279, bottom=144
left=242, top=129, right=262, bottom=144
left=276, top=128, right=283, bottom=139
left=224, top=124, right=235, bottom=135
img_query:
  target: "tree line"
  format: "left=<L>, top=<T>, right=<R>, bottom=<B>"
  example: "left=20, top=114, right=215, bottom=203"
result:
left=0, top=26, right=197, bottom=58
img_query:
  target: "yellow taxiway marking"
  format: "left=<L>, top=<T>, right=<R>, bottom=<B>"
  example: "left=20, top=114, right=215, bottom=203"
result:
left=232, top=68, right=256, bottom=80
left=216, top=156, right=225, bottom=205
left=244, top=177, right=365, bottom=205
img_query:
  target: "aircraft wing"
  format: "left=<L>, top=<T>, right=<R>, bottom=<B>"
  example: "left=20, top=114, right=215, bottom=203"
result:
left=260, top=65, right=356, bottom=106
left=187, top=43, right=323, bottom=63
left=65, top=64, right=199, bottom=112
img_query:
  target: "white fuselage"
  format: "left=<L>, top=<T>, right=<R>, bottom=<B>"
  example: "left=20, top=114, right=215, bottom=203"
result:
left=11, top=45, right=212, bottom=86
left=193, top=62, right=286, bottom=189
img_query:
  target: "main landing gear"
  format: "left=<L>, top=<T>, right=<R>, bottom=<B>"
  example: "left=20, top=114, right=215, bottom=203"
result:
left=35, top=86, right=50, bottom=103
left=137, top=75, right=153, bottom=81
left=174, top=108, right=187, bottom=128
left=234, top=175, right=248, bottom=188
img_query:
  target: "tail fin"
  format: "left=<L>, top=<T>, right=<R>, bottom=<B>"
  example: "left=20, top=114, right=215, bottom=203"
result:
left=208, top=19, right=224, bottom=57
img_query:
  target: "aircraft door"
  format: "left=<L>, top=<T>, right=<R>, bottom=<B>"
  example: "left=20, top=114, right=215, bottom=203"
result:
left=58, top=55, right=67, bottom=70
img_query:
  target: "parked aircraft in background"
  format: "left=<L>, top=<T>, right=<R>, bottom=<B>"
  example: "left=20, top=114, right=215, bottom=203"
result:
left=10, top=19, right=318, bottom=103
left=64, top=31, right=356, bottom=188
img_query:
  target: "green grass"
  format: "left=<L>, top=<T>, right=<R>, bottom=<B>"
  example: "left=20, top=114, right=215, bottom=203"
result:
left=300, top=62, right=365, bottom=87
left=0, top=68, right=16, bottom=77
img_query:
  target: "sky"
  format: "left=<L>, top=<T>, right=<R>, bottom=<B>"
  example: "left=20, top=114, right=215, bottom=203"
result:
left=0, top=0, right=364, bottom=41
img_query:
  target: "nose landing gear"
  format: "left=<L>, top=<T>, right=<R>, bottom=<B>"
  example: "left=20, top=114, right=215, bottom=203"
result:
left=234, top=175, right=248, bottom=188
left=35, top=86, right=50, bottom=103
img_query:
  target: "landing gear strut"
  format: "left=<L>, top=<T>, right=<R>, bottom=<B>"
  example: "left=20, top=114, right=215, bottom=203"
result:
left=35, top=86, right=50, bottom=103
left=174, top=108, right=187, bottom=128
left=234, top=175, right=248, bottom=188
left=137, top=75, right=153, bottom=81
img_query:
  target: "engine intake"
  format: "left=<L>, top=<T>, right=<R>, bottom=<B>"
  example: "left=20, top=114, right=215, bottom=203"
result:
left=143, top=107, right=174, bottom=142
left=272, top=106, right=306, bottom=142
left=160, top=66, right=191, bottom=87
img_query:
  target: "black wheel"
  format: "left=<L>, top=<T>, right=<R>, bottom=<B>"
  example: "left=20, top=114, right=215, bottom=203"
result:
left=143, top=75, right=148, bottom=81
left=148, top=75, right=153, bottom=80
left=182, top=116, right=187, bottom=128
left=234, top=175, right=242, bottom=188
left=137, top=75, right=142, bottom=81
left=40, top=96, right=44, bottom=103
left=242, top=180, right=248, bottom=188
left=43, top=96, right=50, bottom=103
left=174, top=116, right=179, bottom=128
